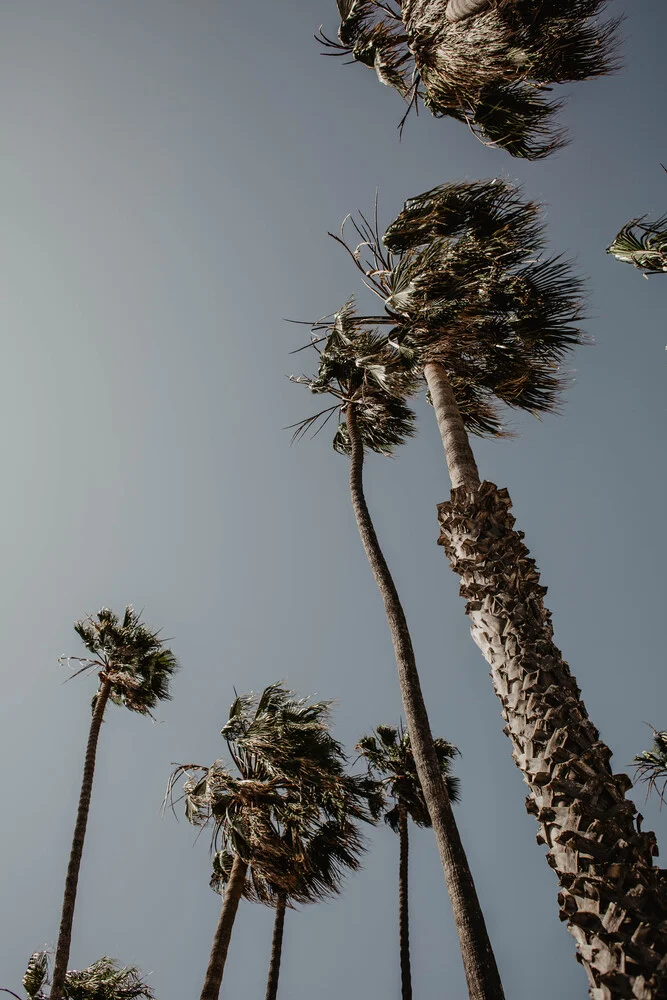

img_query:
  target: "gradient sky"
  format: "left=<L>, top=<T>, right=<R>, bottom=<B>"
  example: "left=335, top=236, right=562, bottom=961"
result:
left=1, top=2, right=666, bottom=998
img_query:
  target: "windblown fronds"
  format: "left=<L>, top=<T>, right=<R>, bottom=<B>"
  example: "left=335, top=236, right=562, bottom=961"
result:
left=633, top=729, right=667, bottom=805
left=607, top=216, right=667, bottom=276
left=22, top=954, right=155, bottom=1000
left=320, top=0, right=620, bottom=157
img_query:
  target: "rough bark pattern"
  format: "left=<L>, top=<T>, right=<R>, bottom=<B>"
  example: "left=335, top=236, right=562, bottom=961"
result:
left=446, top=0, right=492, bottom=23
left=200, top=856, right=249, bottom=1000
left=346, top=403, right=505, bottom=1000
left=437, top=481, right=667, bottom=1000
left=265, top=896, right=287, bottom=1000
left=398, top=806, right=412, bottom=1000
left=50, top=679, right=112, bottom=1000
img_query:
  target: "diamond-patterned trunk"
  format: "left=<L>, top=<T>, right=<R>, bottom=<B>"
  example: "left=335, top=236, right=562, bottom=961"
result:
left=438, top=482, right=667, bottom=999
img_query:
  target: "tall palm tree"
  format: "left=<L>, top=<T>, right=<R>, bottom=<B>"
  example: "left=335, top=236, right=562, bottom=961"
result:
left=357, top=724, right=460, bottom=1000
left=167, top=683, right=381, bottom=1000
left=607, top=216, right=667, bottom=275
left=318, top=0, right=620, bottom=158
left=12, top=952, right=156, bottom=1000
left=297, top=180, right=667, bottom=997
left=50, top=608, right=178, bottom=1000
left=290, top=324, right=505, bottom=1000
left=634, top=730, right=667, bottom=805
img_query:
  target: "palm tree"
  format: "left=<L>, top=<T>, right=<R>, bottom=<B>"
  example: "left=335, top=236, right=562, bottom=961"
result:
left=607, top=216, right=667, bottom=275
left=357, top=724, right=460, bottom=1000
left=290, top=324, right=505, bottom=1000
left=166, top=683, right=381, bottom=1000
left=318, top=0, right=620, bottom=158
left=10, top=952, right=156, bottom=1000
left=295, top=180, right=667, bottom=997
left=50, top=608, right=178, bottom=1000
left=634, top=730, right=667, bottom=805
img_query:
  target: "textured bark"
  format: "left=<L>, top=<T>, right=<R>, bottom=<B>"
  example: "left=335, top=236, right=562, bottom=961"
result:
left=50, top=679, right=112, bottom=1000
left=437, top=482, right=667, bottom=999
left=446, top=0, right=492, bottom=23
left=424, top=363, right=480, bottom=489
left=398, top=806, right=412, bottom=1000
left=200, top=855, right=248, bottom=1000
left=265, top=895, right=287, bottom=1000
left=346, top=402, right=505, bottom=1000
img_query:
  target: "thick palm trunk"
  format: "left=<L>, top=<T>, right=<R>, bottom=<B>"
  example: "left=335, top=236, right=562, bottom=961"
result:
left=427, top=363, right=667, bottom=998
left=200, top=855, right=249, bottom=1000
left=398, top=806, right=412, bottom=1000
left=50, top=678, right=112, bottom=1000
left=346, top=402, right=505, bottom=1000
left=265, top=895, right=287, bottom=1000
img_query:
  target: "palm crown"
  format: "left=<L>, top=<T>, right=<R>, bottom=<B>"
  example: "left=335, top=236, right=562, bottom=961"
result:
left=633, top=729, right=667, bottom=805
left=607, top=215, right=667, bottom=276
left=357, top=723, right=460, bottom=830
left=63, top=606, right=179, bottom=715
left=22, top=953, right=155, bottom=1000
left=319, top=0, right=620, bottom=158
left=299, top=180, right=585, bottom=440
left=167, top=684, right=382, bottom=901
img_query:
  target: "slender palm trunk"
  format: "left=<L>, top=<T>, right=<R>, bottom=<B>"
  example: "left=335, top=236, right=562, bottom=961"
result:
left=50, top=678, right=112, bottom=1000
left=200, top=855, right=249, bottom=1000
left=425, top=362, right=667, bottom=999
left=398, top=805, right=412, bottom=1000
left=346, top=402, right=505, bottom=1000
left=265, top=894, right=287, bottom=1000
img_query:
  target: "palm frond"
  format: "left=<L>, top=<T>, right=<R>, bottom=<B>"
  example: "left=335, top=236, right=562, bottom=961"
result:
left=633, top=729, right=667, bottom=806
left=607, top=216, right=667, bottom=276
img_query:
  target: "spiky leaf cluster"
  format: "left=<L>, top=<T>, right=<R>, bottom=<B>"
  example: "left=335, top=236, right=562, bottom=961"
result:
left=167, top=684, right=382, bottom=906
left=320, top=0, right=620, bottom=158
left=606, top=216, right=667, bottom=275
left=63, top=607, right=179, bottom=715
left=316, top=180, right=585, bottom=437
left=22, top=954, right=155, bottom=1000
left=633, top=729, right=667, bottom=806
left=357, top=722, right=459, bottom=831
left=290, top=298, right=418, bottom=457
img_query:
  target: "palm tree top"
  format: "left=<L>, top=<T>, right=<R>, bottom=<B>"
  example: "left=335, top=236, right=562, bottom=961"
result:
left=61, top=606, right=179, bottom=716
left=22, top=953, right=156, bottom=1000
left=318, top=0, right=620, bottom=158
left=633, top=728, right=667, bottom=806
left=294, top=180, right=585, bottom=441
left=607, top=215, right=667, bottom=276
left=357, top=722, right=460, bottom=830
left=166, top=683, right=382, bottom=900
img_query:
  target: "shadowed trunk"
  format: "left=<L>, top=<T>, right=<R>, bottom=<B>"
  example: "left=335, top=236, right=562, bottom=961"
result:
left=50, top=678, right=112, bottom=1000
left=398, top=805, right=412, bottom=1000
left=200, top=855, right=249, bottom=1000
left=346, top=401, right=505, bottom=1000
left=265, top=895, right=287, bottom=1000
left=429, top=364, right=667, bottom=998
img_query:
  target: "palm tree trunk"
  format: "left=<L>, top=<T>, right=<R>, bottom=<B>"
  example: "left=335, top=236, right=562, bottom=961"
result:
left=346, top=402, right=505, bottom=1000
left=50, top=678, right=112, bottom=1000
left=428, top=364, right=667, bottom=998
left=265, top=894, right=287, bottom=1000
left=424, top=362, right=480, bottom=489
left=200, top=855, right=249, bottom=1000
left=445, top=0, right=492, bottom=24
left=398, top=805, right=412, bottom=1000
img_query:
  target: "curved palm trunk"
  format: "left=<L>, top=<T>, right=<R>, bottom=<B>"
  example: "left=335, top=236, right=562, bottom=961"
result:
left=398, top=805, right=412, bottom=1000
left=445, top=0, right=492, bottom=24
left=200, top=855, right=249, bottom=1000
left=425, top=362, right=667, bottom=999
left=50, top=678, right=112, bottom=1000
left=265, top=894, right=287, bottom=1000
left=346, top=402, right=505, bottom=1000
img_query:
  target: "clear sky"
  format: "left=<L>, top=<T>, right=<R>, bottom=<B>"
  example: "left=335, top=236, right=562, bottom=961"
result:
left=1, top=2, right=666, bottom=998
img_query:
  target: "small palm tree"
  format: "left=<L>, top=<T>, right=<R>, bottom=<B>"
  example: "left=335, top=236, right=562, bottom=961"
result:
left=319, top=0, right=620, bottom=157
left=167, top=684, right=380, bottom=1000
left=357, top=724, right=460, bottom=1000
left=607, top=216, right=667, bottom=276
left=50, top=608, right=178, bottom=1000
left=290, top=322, right=505, bottom=1000
left=4, top=952, right=156, bottom=1000
left=634, top=729, right=667, bottom=805
left=294, top=182, right=667, bottom=996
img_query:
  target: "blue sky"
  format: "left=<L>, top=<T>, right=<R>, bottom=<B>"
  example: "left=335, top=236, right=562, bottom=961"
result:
left=0, top=2, right=666, bottom=998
